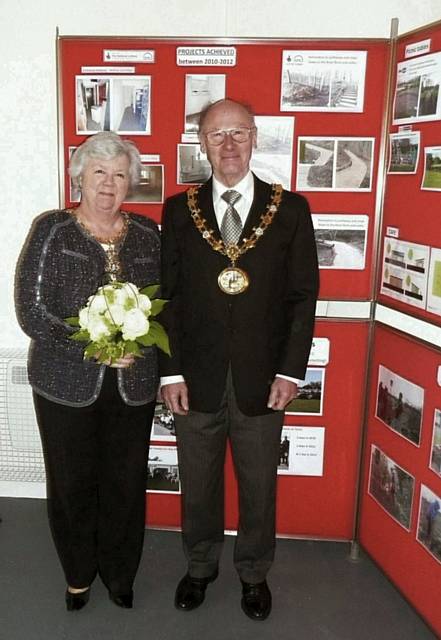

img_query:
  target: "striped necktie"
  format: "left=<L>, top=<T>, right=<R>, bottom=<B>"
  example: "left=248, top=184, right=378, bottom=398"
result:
left=220, top=190, right=242, bottom=245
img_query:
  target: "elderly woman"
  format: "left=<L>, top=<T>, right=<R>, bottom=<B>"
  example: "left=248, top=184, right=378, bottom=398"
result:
left=15, top=132, right=160, bottom=611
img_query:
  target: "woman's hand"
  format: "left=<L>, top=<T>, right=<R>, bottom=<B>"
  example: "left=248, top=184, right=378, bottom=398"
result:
left=109, top=353, right=136, bottom=368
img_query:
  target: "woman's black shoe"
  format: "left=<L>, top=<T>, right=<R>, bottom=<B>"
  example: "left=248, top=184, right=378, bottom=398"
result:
left=65, top=587, right=90, bottom=611
left=109, top=590, right=133, bottom=609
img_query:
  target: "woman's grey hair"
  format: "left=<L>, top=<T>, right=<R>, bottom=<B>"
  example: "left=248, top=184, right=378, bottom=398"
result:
left=69, top=131, right=142, bottom=189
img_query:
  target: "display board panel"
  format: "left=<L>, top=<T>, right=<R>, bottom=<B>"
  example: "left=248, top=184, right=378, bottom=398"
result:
left=359, top=323, right=441, bottom=636
left=58, top=36, right=390, bottom=302
left=378, top=22, right=441, bottom=326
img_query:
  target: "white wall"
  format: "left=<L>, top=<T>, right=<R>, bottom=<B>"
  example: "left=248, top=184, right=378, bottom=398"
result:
left=2, top=0, right=441, bottom=347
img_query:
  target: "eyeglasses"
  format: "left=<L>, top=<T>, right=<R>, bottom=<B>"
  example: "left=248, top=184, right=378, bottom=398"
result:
left=203, top=127, right=256, bottom=146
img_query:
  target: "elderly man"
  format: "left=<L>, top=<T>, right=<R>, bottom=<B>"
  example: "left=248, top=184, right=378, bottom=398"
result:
left=160, top=98, right=319, bottom=620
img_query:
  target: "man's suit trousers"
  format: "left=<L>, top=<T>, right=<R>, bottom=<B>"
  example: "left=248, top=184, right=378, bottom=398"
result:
left=174, top=369, right=283, bottom=584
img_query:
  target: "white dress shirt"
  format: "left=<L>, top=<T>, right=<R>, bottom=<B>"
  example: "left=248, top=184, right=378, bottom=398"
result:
left=160, top=171, right=302, bottom=388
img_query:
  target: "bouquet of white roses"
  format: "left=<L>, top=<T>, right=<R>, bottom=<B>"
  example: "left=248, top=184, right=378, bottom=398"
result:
left=65, top=282, right=170, bottom=364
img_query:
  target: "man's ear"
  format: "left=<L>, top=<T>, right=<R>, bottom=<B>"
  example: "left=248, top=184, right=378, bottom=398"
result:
left=252, top=127, right=258, bottom=149
left=199, top=134, right=206, bottom=154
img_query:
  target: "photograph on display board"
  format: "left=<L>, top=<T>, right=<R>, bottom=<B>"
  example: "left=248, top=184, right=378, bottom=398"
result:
left=124, top=164, right=164, bottom=203
left=76, top=77, right=110, bottom=133
left=312, top=214, right=368, bottom=270
left=368, top=445, right=415, bottom=531
left=421, top=146, right=441, bottom=191
left=147, top=445, right=180, bottom=494
left=177, top=143, right=212, bottom=184
left=376, top=365, right=424, bottom=446
left=381, top=237, right=430, bottom=310
left=393, top=52, right=441, bottom=125
left=307, top=337, right=330, bottom=367
left=250, top=116, right=294, bottom=190
left=427, top=248, right=441, bottom=316
left=387, top=131, right=420, bottom=174
left=151, top=401, right=176, bottom=443
left=285, top=368, right=325, bottom=415
left=278, top=425, right=325, bottom=476
left=280, top=50, right=366, bottom=112
left=76, top=76, right=151, bottom=135
left=296, top=137, right=374, bottom=192
left=68, top=146, right=80, bottom=202
left=112, top=77, right=151, bottom=134
left=417, top=484, right=441, bottom=563
left=184, top=74, right=226, bottom=135
left=430, top=409, right=441, bottom=476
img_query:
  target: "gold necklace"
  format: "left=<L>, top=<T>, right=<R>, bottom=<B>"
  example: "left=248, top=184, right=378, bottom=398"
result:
left=187, top=184, right=283, bottom=295
left=71, top=210, right=129, bottom=244
left=70, top=209, right=129, bottom=281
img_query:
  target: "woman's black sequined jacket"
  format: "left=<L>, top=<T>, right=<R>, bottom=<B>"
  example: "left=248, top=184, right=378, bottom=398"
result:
left=15, top=209, right=160, bottom=406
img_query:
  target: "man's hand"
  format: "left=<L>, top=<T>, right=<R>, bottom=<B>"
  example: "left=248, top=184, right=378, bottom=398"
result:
left=161, top=382, right=189, bottom=415
left=267, top=378, right=298, bottom=411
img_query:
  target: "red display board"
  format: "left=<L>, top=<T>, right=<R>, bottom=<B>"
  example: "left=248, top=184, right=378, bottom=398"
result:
left=276, top=320, right=370, bottom=538
left=377, top=22, right=441, bottom=326
left=148, top=320, right=370, bottom=539
left=58, top=36, right=389, bottom=302
left=57, top=35, right=391, bottom=540
left=360, top=20, right=441, bottom=635
left=359, top=324, right=441, bottom=635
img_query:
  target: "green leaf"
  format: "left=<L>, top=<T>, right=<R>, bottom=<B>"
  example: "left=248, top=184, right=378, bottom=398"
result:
left=148, top=320, right=171, bottom=356
left=124, top=340, right=142, bottom=357
left=149, top=299, right=168, bottom=317
left=140, top=284, right=160, bottom=298
left=65, top=316, right=80, bottom=327
left=69, top=329, right=90, bottom=342
left=84, top=342, right=99, bottom=359
left=136, top=333, right=155, bottom=347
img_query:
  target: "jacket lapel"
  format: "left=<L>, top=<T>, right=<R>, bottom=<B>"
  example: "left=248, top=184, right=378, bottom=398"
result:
left=195, top=178, right=220, bottom=235
left=192, top=179, right=227, bottom=273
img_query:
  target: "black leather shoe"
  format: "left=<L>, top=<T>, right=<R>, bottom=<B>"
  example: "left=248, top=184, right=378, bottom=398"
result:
left=65, top=587, right=90, bottom=611
left=241, top=579, right=272, bottom=621
left=174, top=571, right=218, bottom=611
left=109, top=590, right=133, bottom=609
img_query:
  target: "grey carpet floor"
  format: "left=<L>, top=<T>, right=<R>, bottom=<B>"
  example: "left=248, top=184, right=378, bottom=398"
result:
left=0, top=497, right=436, bottom=640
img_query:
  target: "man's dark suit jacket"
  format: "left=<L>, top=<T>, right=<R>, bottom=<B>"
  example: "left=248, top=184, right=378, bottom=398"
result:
left=160, top=174, right=319, bottom=416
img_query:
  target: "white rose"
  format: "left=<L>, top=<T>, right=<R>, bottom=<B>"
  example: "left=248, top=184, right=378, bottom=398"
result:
left=120, top=283, right=140, bottom=310
left=122, top=282, right=139, bottom=298
left=79, top=307, right=92, bottom=329
left=104, top=304, right=125, bottom=327
left=87, top=294, right=108, bottom=313
left=121, top=308, right=150, bottom=340
left=88, top=315, right=112, bottom=342
left=100, top=284, right=120, bottom=306
left=137, top=294, right=152, bottom=313
left=114, top=287, right=130, bottom=307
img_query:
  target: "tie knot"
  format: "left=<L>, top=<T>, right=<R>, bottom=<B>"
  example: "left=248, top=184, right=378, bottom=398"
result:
left=221, top=190, right=241, bottom=206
